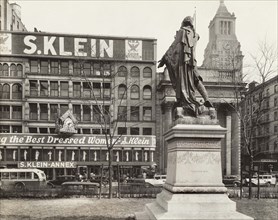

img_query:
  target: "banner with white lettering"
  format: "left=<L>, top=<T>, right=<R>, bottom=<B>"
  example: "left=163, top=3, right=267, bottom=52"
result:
left=0, top=134, right=156, bottom=148
left=18, top=161, right=77, bottom=168
left=0, top=32, right=155, bottom=61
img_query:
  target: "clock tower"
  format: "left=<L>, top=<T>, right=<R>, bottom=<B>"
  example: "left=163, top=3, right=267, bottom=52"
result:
left=202, top=0, right=243, bottom=71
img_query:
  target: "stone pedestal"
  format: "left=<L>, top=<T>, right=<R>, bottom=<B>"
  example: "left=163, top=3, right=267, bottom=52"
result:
left=135, top=124, right=253, bottom=220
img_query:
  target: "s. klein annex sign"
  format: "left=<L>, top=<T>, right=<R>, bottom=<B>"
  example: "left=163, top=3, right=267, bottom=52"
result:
left=0, top=134, right=156, bottom=148
left=0, top=32, right=155, bottom=61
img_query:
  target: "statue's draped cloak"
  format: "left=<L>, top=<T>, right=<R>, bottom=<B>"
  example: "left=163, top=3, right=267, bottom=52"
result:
left=163, top=27, right=201, bottom=112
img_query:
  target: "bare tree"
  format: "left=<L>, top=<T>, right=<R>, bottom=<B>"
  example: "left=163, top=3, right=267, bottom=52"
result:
left=220, top=39, right=277, bottom=199
left=74, top=51, right=152, bottom=198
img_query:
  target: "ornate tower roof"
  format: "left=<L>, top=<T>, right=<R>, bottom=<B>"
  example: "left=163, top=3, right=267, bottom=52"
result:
left=201, top=0, right=243, bottom=71
left=216, top=0, right=232, bottom=17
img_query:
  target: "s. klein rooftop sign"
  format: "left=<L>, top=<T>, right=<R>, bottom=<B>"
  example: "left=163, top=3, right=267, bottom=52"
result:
left=0, top=32, right=156, bottom=61
left=0, top=134, right=156, bottom=148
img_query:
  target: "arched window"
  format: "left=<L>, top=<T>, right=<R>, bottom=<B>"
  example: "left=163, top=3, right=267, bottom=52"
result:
left=3, top=64, right=9, bottom=76
left=2, top=84, right=10, bottom=99
left=12, top=84, right=22, bottom=99
left=143, top=85, right=152, bottom=100
left=10, top=64, right=16, bottom=76
left=118, top=84, right=127, bottom=99
left=0, top=64, right=3, bottom=76
left=143, top=67, right=152, bottom=78
left=17, top=64, right=23, bottom=77
left=0, top=84, right=2, bottom=99
left=131, top=66, right=140, bottom=77
left=130, top=85, right=139, bottom=99
left=118, top=66, right=127, bottom=77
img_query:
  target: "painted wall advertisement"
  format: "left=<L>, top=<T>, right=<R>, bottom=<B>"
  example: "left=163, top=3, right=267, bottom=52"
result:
left=0, top=134, right=156, bottom=148
left=0, top=32, right=154, bottom=61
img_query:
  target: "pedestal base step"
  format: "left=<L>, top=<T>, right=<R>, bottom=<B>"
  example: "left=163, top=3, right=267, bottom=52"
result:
left=135, top=190, right=253, bottom=220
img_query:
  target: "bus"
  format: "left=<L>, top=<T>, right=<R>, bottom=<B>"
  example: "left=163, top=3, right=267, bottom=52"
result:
left=0, top=168, right=47, bottom=191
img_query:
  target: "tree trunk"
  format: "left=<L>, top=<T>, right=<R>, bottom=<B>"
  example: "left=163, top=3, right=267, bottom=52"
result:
left=248, top=156, right=253, bottom=199
left=108, top=148, right=113, bottom=198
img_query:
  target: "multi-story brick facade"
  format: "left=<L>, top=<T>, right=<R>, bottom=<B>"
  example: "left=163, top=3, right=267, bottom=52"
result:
left=0, top=31, right=157, bottom=179
left=242, top=76, right=278, bottom=172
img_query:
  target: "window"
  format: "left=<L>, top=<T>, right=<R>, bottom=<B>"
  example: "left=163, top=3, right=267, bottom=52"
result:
left=274, top=111, right=278, bottom=121
left=12, top=126, right=22, bottom=133
left=93, top=63, right=101, bottom=76
left=61, top=61, right=69, bottom=75
left=143, top=85, right=152, bottom=100
left=275, top=85, right=278, bottom=93
left=143, top=67, right=152, bottom=78
left=0, top=64, right=2, bottom=76
left=130, top=106, right=139, bottom=121
left=274, top=125, right=278, bottom=134
left=10, top=64, right=16, bottom=76
left=39, top=128, right=48, bottom=134
left=143, top=107, right=152, bottom=121
left=274, top=97, right=278, bottom=107
left=3, top=63, right=9, bottom=76
left=83, top=105, right=91, bottom=121
left=131, top=66, right=140, bottom=77
left=0, top=125, right=9, bottom=133
left=29, top=103, right=38, bottom=120
left=12, top=84, right=22, bottom=99
left=12, top=106, right=22, bottom=119
left=30, top=60, right=38, bottom=73
left=73, top=105, right=81, bottom=121
left=30, top=80, right=38, bottom=96
left=73, top=62, right=81, bottom=76
left=17, top=64, right=23, bottom=76
left=73, top=82, right=81, bottom=98
left=60, top=81, right=69, bottom=97
left=130, top=127, right=139, bottom=135
left=50, top=128, right=56, bottom=134
left=40, top=60, right=48, bottom=74
left=50, top=81, right=58, bottom=97
left=92, top=129, right=101, bottom=134
left=130, top=85, right=139, bottom=99
left=50, top=104, right=58, bottom=120
left=60, top=104, right=68, bottom=115
left=118, top=127, right=127, bottom=135
left=103, top=83, right=111, bottom=99
left=29, top=127, right=37, bottom=133
left=118, top=66, right=127, bottom=77
left=83, top=62, right=91, bottom=76
left=40, top=104, right=48, bottom=120
left=83, top=82, right=91, bottom=98
left=103, top=105, right=110, bottom=123
left=93, top=105, right=101, bottom=122
left=40, top=81, right=48, bottom=97
left=17, top=21, right=19, bottom=29
left=103, top=63, right=111, bottom=76
left=93, top=83, right=101, bottom=98
left=83, top=129, right=91, bottom=134
left=143, top=128, right=152, bottom=135
left=50, top=61, right=59, bottom=74
left=118, top=106, right=127, bottom=121
left=118, top=84, right=127, bottom=99
left=0, top=105, right=10, bottom=119
left=2, top=84, right=10, bottom=99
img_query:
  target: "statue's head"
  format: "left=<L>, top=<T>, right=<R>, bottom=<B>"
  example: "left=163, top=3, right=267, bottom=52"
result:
left=181, top=16, right=194, bottom=27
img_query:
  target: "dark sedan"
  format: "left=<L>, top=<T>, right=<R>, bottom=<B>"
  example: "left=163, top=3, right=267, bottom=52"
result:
left=47, top=175, right=76, bottom=188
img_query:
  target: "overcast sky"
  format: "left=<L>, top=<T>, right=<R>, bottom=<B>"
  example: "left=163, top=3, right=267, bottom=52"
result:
left=16, top=0, right=277, bottom=81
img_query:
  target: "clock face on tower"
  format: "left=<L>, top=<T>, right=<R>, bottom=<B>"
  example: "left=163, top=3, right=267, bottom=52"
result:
left=223, top=42, right=231, bottom=50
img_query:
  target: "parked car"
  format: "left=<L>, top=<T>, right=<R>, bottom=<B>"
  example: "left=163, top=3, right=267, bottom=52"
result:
left=145, top=174, right=166, bottom=186
left=245, top=174, right=276, bottom=187
left=47, top=175, right=76, bottom=188
left=222, top=175, right=241, bottom=187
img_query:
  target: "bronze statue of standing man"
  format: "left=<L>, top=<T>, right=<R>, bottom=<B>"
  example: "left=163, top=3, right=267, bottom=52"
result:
left=158, top=16, right=213, bottom=117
